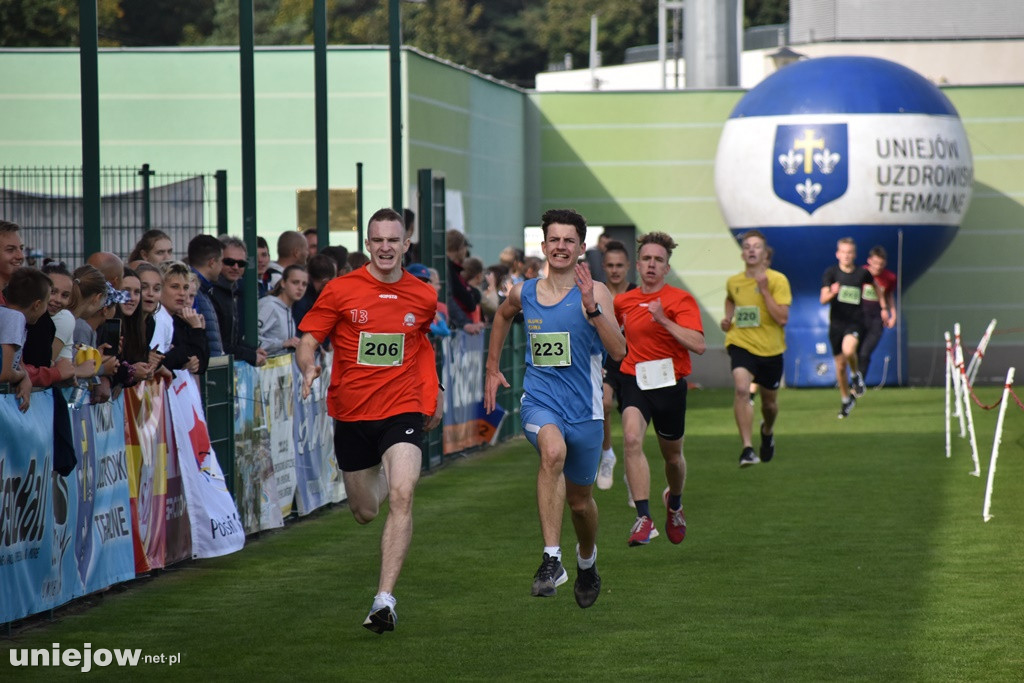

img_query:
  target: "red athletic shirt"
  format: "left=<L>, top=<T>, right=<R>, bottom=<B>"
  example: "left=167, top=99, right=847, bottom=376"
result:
left=299, top=266, right=438, bottom=421
left=614, top=285, right=704, bottom=380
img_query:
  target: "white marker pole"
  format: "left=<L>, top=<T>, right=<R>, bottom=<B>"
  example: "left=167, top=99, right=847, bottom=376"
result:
left=952, top=323, right=964, bottom=419
left=983, top=367, right=1015, bottom=522
left=950, top=330, right=967, bottom=438
left=966, top=318, right=997, bottom=387
left=955, top=340, right=982, bottom=477
left=944, top=332, right=952, bottom=458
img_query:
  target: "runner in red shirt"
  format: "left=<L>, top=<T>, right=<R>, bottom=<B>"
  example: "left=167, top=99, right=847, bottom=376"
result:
left=858, top=245, right=896, bottom=385
left=296, top=208, right=443, bottom=635
left=614, top=232, right=704, bottom=547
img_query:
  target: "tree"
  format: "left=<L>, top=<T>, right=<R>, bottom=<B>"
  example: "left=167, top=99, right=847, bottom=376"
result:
left=0, top=0, right=123, bottom=47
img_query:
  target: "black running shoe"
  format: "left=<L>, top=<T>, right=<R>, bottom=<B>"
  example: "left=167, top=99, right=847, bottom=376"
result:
left=362, top=605, right=396, bottom=634
left=759, top=423, right=775, bottom=463
left=852, top=372, right=866, bottom=398
left=838, top=396, right=856, bottom=419
left=574, top=563, right=601, bottom=608
left=531, top=552, right=568, bottom=597
left=739, top=446, right=760, bottom=468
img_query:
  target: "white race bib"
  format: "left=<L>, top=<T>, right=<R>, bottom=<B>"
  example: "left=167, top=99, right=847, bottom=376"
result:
left=635, top=358, right=675, bottom=390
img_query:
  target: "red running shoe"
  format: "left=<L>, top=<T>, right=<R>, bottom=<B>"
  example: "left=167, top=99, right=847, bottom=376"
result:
left=627, top=515, right=659, bottom=546
left=663, top=486, right=687, bottom=544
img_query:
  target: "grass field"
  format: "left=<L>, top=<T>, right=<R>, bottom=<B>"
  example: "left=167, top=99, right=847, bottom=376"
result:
left=4, top=387, right=1024, bottom=681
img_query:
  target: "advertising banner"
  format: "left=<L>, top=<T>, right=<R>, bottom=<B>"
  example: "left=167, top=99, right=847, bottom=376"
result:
left=166, top=372, right=244, bottom=559
left=291, top=352, right=344, bottom=515
left=71, top=400, right=135, bottom=594
left=260, top=354, right=297, bottom=518
left=233, top=361, right=282, bottom=532
left=442, top=331, right=502, bottom=453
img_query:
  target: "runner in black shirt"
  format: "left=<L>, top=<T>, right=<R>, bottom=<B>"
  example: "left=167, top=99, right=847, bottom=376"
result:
left=820, top=238, right=873, bottom=418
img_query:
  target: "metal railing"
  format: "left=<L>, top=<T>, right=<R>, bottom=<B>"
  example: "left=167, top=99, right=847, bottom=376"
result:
left=0, top=165, right=226, bottom=267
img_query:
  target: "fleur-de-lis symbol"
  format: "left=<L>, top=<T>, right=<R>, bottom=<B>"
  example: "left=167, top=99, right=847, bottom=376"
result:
left=795, top=179, right=821, bottom=204
left=814, top=149, right=840, bottom=174
left=778, top=150, right=803, bottom=175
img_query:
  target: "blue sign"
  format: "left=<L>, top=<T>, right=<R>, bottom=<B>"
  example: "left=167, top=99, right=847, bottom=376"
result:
left=772, top=123, right=848, bottom=214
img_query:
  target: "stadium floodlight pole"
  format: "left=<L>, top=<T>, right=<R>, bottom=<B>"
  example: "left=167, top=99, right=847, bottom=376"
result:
left=79, top=0, right=102, bottom=255
left=966, top=319, right=997, bottom=386
left=388, top=0, right=403, bottom=212
left=240, top=0, right=259, bottom=347
left=982, top=366, right=1015, bottom=522
left=314, top=0, right=329, bottom=248
left=954, top=339, right=982, bottom=477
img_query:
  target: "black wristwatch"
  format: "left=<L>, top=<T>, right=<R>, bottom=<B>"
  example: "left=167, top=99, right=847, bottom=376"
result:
left=586, top=303, right=603, bottom=319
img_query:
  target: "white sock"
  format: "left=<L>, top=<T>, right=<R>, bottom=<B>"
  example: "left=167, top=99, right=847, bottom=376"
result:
left=543, top=546, right=561, bottom=562
left=373, top=591, right=396, bottom=609
left=576, top=543, right=596, bottom=570
left=602, top=447, right=615, bottom=460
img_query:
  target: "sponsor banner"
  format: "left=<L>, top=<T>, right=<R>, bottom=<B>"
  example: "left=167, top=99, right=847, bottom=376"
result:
left=124, top=379, right=193, bottom=570
left=166, top=372, right=244, bottom=559
left=1, top=391, right=63, bottom=622
left=75, top=400, right=135, bottom=594
left=260, top=354, right=297, bottom=518
left=161, top=390, right=193, bottom=566
left=291, top=352, right=344, bottom=515
left=319, top=352, right=345, bottom=504
left=1, top=392, right=134, bottom=624
left=442, top=331, right=493, bottom=454
left=233, top=361, right=283, bottom=533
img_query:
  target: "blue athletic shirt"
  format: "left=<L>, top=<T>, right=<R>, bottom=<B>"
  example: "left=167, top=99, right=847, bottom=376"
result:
left=520, top=279, right=605, bottom=422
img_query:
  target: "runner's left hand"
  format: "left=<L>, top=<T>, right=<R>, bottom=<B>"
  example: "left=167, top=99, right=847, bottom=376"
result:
left=575, top=262, right=596, bottom=310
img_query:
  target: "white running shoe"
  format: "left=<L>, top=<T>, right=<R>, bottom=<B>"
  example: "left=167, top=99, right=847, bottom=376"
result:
left=624, top=473, right=635, bottom=509
left=596, top=452, right=616, bottom=490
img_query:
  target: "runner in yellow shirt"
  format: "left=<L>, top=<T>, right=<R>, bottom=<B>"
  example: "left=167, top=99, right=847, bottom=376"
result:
left=721, top=230, right=792, bottom=467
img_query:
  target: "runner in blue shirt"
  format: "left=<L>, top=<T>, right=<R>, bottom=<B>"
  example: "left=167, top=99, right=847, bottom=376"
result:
left=485, top=209, right=625, bottom=609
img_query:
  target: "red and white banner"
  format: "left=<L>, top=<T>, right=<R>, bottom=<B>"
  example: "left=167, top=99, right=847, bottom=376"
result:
left=166, top=372, right=245, bottom=559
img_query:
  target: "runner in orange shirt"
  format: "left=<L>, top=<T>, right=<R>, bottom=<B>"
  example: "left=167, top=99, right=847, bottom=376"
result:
left=614, top=232, right=704, bottom=547
left=296, top=208, right=443, bottom=635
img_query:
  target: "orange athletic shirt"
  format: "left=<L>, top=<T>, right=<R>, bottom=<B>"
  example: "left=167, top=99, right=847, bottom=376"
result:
left=614, top=285, right=704, bottom=380
left=299, top=265, right=439, bottom=421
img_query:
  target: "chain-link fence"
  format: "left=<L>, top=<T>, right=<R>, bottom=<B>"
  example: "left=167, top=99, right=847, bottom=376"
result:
left=0, top=165, right=226, bottom=268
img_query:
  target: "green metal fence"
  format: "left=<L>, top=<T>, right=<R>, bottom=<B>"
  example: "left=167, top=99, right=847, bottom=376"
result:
left=0, top=165, right=226, bottom=267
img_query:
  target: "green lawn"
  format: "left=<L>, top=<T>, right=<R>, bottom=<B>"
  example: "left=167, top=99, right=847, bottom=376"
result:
left=4, top=387, right=1023, bottom=681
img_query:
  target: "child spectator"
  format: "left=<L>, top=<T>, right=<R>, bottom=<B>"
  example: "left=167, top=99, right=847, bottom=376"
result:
left=21, top=265, right=75, bottom=388
left=258, top=263, right=306, bottom=354
left=407, top=263, right=450, bottom=337
left=1, top=267, right=52, bottom=410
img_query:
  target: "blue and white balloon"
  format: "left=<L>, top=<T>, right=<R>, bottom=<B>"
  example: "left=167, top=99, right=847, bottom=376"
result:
left=715, top=56, right=973, bottom=386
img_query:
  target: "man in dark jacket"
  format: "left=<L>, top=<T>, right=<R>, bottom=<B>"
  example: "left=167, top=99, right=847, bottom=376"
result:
left=212, top=235, right=266, bottom=366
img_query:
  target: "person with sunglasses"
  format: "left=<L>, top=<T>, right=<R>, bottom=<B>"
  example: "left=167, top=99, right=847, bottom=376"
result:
left=211, top=235, right=267, bottom=366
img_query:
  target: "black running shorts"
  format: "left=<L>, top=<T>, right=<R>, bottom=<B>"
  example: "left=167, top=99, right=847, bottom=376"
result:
left=619, top=373, right=688, bottom=441
left=333, top=412, right=423, bottom=472
left=727, top=344, right=784, bottom=390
